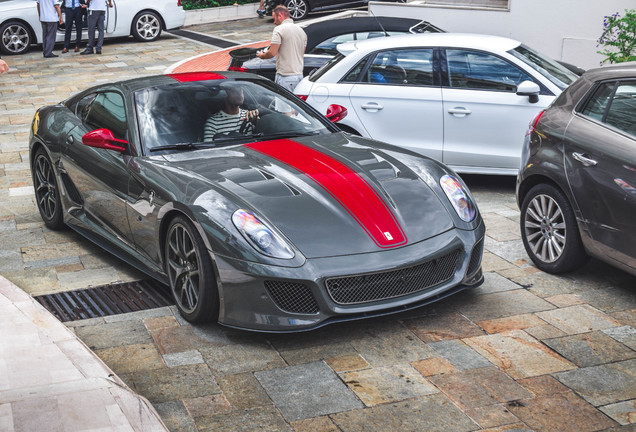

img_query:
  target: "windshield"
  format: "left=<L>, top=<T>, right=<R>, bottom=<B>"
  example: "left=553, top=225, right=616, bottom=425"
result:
left=508, top=44, right=578, bottom=91
left=134, top=78, right=334, bottom=154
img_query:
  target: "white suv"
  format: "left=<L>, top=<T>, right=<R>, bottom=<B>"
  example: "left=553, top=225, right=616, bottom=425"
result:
left=295, top=33, right=579, bottom=175
left=0, top=0, right=185, bottom=55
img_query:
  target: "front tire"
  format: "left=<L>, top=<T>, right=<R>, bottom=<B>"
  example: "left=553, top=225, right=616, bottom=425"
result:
left=165, top=216, right=219, bottom=323
left=0, top=20, right=33, bottom=55
left=32, top=149, right=64, bottom=230
left=284, top=0, right=309, bottom=20
left=131, top=11, right=162, bottom=42
left=520, top=183, right=587, bottom=273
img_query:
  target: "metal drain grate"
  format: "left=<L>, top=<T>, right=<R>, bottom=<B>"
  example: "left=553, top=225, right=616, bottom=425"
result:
left=34, top=280, right=174, bottom=322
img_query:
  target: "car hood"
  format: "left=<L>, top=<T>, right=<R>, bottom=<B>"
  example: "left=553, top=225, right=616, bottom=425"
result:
left=154, top=134, right=455, bottom=258
left=0, top=0, right=31, bottom=13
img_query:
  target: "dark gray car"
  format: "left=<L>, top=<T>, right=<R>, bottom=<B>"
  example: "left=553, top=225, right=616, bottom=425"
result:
left=516, top=61, right=636, bottom=275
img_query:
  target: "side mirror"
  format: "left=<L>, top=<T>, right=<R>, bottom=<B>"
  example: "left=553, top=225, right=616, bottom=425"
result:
left=82, top=128, right=128, bottom=152
left=326, top=104, right=347, bottom=122
left=516, top=80, right=541, bottom=104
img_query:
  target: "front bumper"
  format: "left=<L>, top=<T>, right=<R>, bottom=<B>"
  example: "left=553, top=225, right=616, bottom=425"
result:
left=213, top=221, right=485, bottom=332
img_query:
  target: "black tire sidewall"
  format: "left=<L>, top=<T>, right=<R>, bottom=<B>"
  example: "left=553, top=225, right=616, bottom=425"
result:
left=33, top=149, right=64, bottom=230
left=520, top=183, right=586, bottom=273
left=165, top=216, right=219, bottom=323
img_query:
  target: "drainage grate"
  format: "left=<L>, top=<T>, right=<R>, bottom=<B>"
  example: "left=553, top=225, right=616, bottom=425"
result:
left=34, top=280, right=174, bottom=322
left=168, top=29, right=238, bottom=48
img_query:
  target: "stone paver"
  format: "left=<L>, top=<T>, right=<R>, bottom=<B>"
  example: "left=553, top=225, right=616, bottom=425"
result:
left=1, top=14, right=635, bottom=432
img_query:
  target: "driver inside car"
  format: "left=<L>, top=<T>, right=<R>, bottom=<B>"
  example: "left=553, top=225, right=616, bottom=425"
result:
left=203, top=85, right=259, bottom=141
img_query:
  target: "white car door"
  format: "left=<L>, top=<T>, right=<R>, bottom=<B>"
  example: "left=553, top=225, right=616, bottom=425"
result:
left=441, top=49, right=553, bottom=173
left=348, top=48, right=444, bottom=162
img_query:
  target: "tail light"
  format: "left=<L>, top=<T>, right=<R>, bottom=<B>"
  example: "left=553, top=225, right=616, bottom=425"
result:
left=526, top=110, right=545, bottom=136
left=228, top=66, right=248, bottom=72
left=296, top=95, right=308, bottom=101
left=326, top=104, right=347, bottom=122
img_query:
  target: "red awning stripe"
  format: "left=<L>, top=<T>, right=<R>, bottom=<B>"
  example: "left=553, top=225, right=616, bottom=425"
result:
left=246, top=140, right=407, bottom=248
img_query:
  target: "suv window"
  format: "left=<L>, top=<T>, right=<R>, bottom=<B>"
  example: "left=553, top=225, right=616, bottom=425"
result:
left=581, top=80, right=636, bottom=137
left=447, top=49, right=534, bottom=91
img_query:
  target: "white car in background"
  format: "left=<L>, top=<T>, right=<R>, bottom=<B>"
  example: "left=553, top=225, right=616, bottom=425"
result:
left=294, top=33, right=579, bottom=175
left=0, top=0, right=185, bottom=55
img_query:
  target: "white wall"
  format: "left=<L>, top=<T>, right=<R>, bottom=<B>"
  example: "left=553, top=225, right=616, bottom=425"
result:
left=369, top=0, right=634, bottom=70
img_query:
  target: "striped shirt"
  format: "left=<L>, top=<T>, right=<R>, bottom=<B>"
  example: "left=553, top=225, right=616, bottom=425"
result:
left=203, top=109, right=254, bottom=141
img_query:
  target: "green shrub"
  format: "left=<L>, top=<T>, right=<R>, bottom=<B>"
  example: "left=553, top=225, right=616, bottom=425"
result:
left=597, top=9, right=636, bottom=64
left=181, top=0, right=257, bottom=9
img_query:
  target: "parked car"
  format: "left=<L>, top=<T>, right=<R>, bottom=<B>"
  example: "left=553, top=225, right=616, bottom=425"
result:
left=228, top=16, right=443, bottom=80
left=295, top=33, right=580, bottom=175
left=517, top=61, right=636, bottom=276
left=29, top=71, right=485, bottom=331
left=263, top=0, right=403, bottom=20
left=0, top=0, right=185, bottom=55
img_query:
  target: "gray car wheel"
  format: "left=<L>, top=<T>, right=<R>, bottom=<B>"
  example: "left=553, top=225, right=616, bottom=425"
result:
left=165, top=216, right=219, bottom=323
left=284, top=0, right=309, bottom=20
left=131, top=11, right=162, bottom=42
left=521, top=183, right=587, bottom=273
left=0, top=21, right=32, bottom=55
left=33, top=149, right=64, bottom=230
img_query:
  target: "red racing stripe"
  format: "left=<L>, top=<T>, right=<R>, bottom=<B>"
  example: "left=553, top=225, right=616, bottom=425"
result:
left=167, top=72, right=226, bottom=82
left=246, top=139, right=407, bottom=248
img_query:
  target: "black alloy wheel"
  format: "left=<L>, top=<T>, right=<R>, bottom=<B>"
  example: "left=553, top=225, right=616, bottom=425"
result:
left=32, top=149, right=64, bottom=229
left=284, top=0, right=309, bottom=20
left=131, top=11, right=162, bottom=42
left=165, top=216, right=219, bottom=323
left=0, top=21, right=32, bottom=55
left=520, top=183, right=587, bottom=273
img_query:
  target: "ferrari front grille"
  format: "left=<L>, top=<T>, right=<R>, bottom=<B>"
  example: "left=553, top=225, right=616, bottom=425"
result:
left=265, top=280, right=320, bottom=314
left=325, top=249, right=462, bottom=305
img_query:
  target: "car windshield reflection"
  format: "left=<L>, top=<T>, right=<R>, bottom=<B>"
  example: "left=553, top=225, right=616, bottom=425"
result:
left=135, top=79, right=332, bottom=154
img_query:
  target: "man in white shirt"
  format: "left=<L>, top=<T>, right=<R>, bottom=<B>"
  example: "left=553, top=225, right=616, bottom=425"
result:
left=256, top=5, right=307, bottom=92
left=36, top=0, right=63, bottom=58
left=81, top=0, right=113, bottom=55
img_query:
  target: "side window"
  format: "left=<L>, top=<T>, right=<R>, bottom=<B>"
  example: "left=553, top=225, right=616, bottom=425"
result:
left=359, top=49, right=434, bottom=86
left=447, top=49, right=534, bottom=91
left=582, top=80, right=636, bottom=137
left=75, top=93, right=97, bottom=122
left=606, top=81, right=636, bottom=136
left=84, top=92, right=128, bottom=140
left=580, top=82, right=614, bottom=121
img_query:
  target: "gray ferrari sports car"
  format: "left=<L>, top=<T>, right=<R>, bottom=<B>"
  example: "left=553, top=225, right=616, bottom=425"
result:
left=29, top=71, right=485, bottom=332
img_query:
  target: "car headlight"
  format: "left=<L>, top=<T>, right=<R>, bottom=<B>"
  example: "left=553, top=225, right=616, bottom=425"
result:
left=232, top=209, right=294, bottom=259
left=440, top=175, right=476, bottom=222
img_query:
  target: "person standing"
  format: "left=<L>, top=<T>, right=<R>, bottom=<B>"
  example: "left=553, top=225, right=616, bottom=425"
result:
left=81, top=0, right=113, bottom=55
left=36, top=0, right=64, bottom=58
left=256, top=5, right=306, bottom=92
left=61, top=0, right=85, bottom=53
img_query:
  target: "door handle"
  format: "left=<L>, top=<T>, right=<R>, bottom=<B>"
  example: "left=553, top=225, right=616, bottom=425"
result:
left=572, top=152, right=597, bottom=167
left=361, top=103, right=383, bottom=111
left=448, top=107, right=472, bottom=117
left=66, top=135, right=74, bottom=145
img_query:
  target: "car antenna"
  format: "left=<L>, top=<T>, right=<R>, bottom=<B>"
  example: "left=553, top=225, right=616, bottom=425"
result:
left=368, top=9, right=389, bottom=37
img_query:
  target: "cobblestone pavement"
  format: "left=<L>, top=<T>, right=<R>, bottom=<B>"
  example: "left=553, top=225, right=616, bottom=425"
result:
left=1, top=17, right=635, bottom=432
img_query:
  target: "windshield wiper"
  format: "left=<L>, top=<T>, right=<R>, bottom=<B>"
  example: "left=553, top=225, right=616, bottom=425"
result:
left=259, top=130, right=322, bottom=140
left=209, top=132, right=264, bottom=143
left=149, top=142, right=212, bottom=152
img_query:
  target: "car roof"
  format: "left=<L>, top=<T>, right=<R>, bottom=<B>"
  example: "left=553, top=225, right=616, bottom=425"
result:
left=582, top=61, right=636, bottom=81
left=303, top=17, right=440, bottom=50
left=337, top=32, right=522, bottom=56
